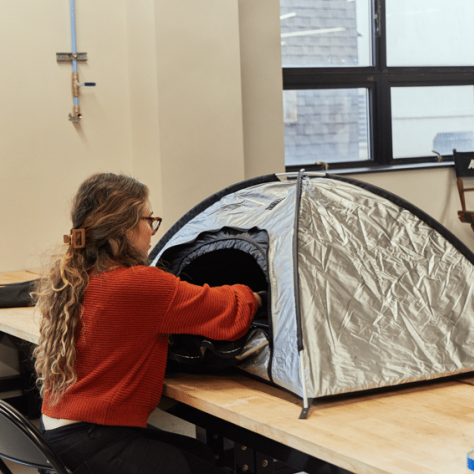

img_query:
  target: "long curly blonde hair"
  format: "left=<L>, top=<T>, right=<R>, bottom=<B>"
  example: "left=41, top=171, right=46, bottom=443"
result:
left=33, top=173, right=150, bottom=403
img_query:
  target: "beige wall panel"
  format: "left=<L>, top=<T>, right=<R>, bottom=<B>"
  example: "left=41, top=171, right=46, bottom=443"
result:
left=238, top=0, right=285, bottom=179
left=125, top=0, right=164, bottom=250
left=153, top=0, right=246, bottom=228
left=0, top=1, right=134, bottom=271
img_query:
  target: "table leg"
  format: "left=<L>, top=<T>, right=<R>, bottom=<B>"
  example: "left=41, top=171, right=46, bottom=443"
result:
left=167, top=402, right=346, bottom=474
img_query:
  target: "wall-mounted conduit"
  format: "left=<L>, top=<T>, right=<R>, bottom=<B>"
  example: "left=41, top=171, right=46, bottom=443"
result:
left=57, top=0, right=96, bottom=123
left=69, top=0, right=80, bottom=122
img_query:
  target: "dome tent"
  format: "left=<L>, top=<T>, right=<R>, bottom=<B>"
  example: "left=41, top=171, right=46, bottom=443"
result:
left=150, top=171, right=474, bottom=418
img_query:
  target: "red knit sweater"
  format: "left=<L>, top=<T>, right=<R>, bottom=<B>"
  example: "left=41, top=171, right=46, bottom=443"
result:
left=42, top=266, right=257, bottom=427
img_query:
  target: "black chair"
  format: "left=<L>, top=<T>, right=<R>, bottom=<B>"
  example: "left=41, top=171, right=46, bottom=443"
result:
left=453, top=149, right=474, bottom=231
left=0, top=400, right=71, bottom=474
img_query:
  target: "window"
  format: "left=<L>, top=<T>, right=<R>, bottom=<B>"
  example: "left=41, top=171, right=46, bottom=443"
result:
left=281, top=0, right=474, bottom=172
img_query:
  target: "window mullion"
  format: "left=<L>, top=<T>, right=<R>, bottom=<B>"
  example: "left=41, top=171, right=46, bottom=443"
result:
left=373, top=0, right=386, bottom=70
left=376, top=77, right=393, bottom=165
left=372, top=0, right=392, bottom=165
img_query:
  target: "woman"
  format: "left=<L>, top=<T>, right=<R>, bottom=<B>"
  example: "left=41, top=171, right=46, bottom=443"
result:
left=34, top=172, right=261, bottom=474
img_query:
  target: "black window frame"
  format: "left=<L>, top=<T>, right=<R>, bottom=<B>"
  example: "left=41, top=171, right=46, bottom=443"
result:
left=283, top=0, right=474, bottom=174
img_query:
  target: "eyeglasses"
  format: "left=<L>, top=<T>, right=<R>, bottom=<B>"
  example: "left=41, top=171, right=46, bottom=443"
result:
left=141, top=217, right=162, bottom=234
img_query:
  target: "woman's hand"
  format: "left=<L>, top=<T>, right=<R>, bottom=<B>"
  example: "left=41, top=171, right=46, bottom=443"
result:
left=253, top=292, right=263, bottom=308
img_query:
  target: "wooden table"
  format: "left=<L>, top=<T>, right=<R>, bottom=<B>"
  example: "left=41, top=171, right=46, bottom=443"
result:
left=164, top=372, right=474, bottom=474
left=0, top=270, right=41, bottom=416
left=0, top=270, right=40, bottom=344
left=1, top=270, right=474, bottom=474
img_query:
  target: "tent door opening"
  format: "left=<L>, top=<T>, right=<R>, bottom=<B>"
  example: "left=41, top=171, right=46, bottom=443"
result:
left=159, top=228, right=273, bottom=381
left=159, top=227, right=270, bottom=301
left=179, top=248, right=267, bottom=292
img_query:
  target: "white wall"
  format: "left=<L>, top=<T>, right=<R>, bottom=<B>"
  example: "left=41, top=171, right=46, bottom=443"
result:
left=239, top=0, right=286, bottom=179
left=154, top=0, right=246, bottom=223
left=0, top=1, right=134, bottom=271
left=0, top=0, right=285, bottom=272
left=126, top=0, right=164, bottom=217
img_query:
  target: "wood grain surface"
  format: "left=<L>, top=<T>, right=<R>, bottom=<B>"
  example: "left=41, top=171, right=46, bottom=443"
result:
left=164, top=372, right=474, bottom=474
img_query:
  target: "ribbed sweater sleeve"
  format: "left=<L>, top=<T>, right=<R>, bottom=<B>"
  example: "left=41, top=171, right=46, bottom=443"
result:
left=41, top=266, right=257, bottom=427
left=160, top=279, right=257, bottom=341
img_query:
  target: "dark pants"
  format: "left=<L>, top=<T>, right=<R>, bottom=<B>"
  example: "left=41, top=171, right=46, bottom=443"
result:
left=40, top=421, right=227, bottom=474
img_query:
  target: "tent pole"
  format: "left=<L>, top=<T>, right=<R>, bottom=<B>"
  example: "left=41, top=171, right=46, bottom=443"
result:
left=298, top=352, right=313, bottom=419
left=293, top=169, right=312, bottom=419
left=292, top=169, right=305, bottom=352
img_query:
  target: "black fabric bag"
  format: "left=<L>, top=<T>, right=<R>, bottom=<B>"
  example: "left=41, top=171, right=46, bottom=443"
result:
left=166, top=333, right=250, bottom=374
left=166, top=291, right=268, bottom=374
left=0, top=280, right=37, bottom=308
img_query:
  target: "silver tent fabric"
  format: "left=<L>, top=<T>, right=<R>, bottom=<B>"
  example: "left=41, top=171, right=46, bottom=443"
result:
left=152, top=175, right=474, bottom=401
left=298, top=177, right=474, bottom=398
left=152, top=180, right=304, bottom=395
